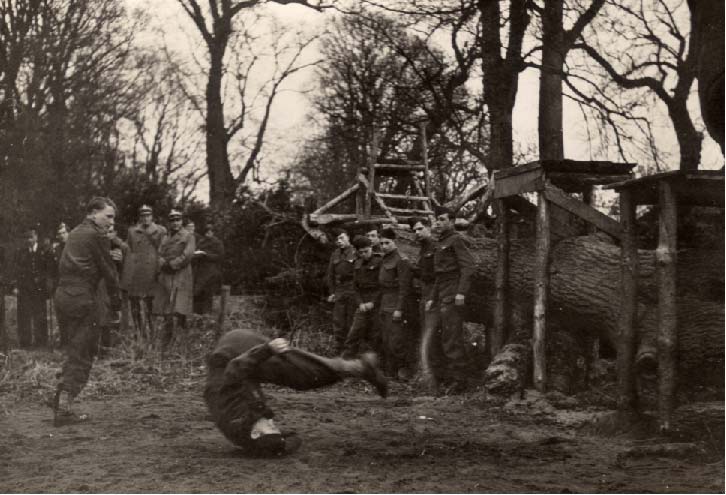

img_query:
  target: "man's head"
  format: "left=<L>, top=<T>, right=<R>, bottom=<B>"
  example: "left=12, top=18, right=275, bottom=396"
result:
left=411, top=217, right=432, bottom=241
left=333, top=228, right=350, bottom=249
left=25, top=228, right=38, bottom=247
left=364, top=225, right=380, bottom=248
left=186, top=220, right=196, bottom=234
left=352, top=235, right=373, bottom=260
left=57, top=222, right=68, bottom=243
left=87, top=197, right=116, bottom=233
left=168, top=209, right=183, bottom=232
left=379, top=227, right=397, bottom=254
left=433, top=206, right=456, bottom=234
left=139, top=205, right=153, bottom=226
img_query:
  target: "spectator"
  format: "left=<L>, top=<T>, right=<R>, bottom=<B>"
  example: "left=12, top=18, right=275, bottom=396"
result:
left=193, top=220, right=225, bottom=315
left=12, top=228, right=50, bottom=348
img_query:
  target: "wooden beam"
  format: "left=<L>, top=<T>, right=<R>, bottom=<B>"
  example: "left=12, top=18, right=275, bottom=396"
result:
left=533, top=190, right=551, bottom=392
left=493, top=161, right=542, bottom=179
left=366, top=133, right=380, bottom=218
left=492, top=198, right=509, bottom=358
left=421, top=122, right=432, bottom=206
left=548, top=172, right=632, bottom=187
left=372, top=193, right=396, bottom=221
left=494, top=168, right=545, bottom=198
left=374, top=163, right=426, bottom=172
left=377, top=193, right=430, bottom=201
left=310, top=183, right=359, bottom=216
left=544, top=184, right=623, bottom=240
left=657, top=180, right=678, bottom=432
left=387, top=207, right=433, bottom=215
left=617, top=189, right=638, bottom=416
left=309, top=213, right=359, bottom=225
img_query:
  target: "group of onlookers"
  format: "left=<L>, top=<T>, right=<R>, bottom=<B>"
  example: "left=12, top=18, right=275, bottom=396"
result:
left=326, top=206, right=475, bottom=394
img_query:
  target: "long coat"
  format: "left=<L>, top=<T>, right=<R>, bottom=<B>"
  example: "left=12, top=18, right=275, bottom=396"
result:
left=193, top=234, right=225, bottom=296
left=120, top=222, right=166, bottom=297
left=154, top=228, right=195, bottom=316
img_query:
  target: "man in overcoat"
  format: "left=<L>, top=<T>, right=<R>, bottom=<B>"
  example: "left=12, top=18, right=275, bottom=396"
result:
left=326, top=228, right=357, bottom=354
left=192, top=221, right=225, bottom=315
left=52, top=197, right=121, bottom=426
left=120, top=205, right=166, bottom=338
left=12, top=228, right=50, bottom=348
left=205, top=328, right=387, bottom=456
left=155, top=209, right=195, bottom=352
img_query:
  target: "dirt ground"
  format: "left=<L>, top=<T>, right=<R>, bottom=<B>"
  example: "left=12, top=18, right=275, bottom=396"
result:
left=1, top=376, right=723, bottom=494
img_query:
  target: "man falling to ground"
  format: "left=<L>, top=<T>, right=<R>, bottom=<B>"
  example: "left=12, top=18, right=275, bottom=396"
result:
left=204, top=329, right=388, bottom=456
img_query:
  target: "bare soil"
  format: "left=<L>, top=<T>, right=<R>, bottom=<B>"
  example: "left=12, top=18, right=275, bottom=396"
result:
left=1, top=377, right=723, bottom=493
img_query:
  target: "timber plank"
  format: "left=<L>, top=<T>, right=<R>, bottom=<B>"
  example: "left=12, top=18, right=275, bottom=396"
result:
left=544, top=184, right=623, bottom=240
left=494, top=168, right=545, bottom=198
left=377, top=193, right=430, bottom=201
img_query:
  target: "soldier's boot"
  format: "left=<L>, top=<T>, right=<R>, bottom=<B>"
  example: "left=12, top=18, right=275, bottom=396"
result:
left=358, top=352, right=389, bottom=398
left=52, top=389, right=89, bottom=427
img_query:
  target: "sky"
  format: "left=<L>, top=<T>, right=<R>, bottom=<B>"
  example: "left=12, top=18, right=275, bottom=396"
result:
left=126, top=0, right=723, bottom=204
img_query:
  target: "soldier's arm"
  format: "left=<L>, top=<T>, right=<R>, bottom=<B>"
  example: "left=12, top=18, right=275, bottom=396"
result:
left=168, top=232, right=196, bottom=270
left=223, top=340, right=287, bottom=383
left=91, top=232, right=120, bottom=298
left=454, top=236, right=476, bottom=295
left=396, top=257, right=413, bottom=313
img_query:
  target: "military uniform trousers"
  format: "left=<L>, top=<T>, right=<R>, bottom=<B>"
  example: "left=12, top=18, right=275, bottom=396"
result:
left=432, top=275, right=469, bottom=382
left=331, top=287, right=357, bottom=353
left=54, top=286, right=100, bottom=397
left=343, top=303, right=380, bottom=358
left=17, top=287, right=48, bottom=347
left=379, top=291, right=411, bottom=376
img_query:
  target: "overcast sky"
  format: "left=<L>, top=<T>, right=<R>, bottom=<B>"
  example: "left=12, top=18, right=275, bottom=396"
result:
left=127, top=1, right=723, bottom=202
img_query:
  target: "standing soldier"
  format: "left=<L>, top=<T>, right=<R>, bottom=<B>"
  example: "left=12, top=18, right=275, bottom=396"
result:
left=326, top=228, right=357, bottom=355
left=192, top=220, right=225, bottom=315
left=155, top=209, right=195, bottom=353
left=377, top=227, right=413, bottom=380
left=12, top=228, right=50, bottom=348
left=120, top=205, right=166, bottom=339
left=342, top=235, right=383, bottom=358
left=52, top=197, right=121, bottom=426
left=425, top=206, right=476, bottom=393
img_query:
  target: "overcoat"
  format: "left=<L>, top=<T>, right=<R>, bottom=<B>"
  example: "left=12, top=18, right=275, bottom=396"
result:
left=120, top=222, right=166, bottom=297
left=193, top=234, right=225, bottom=296
left=154, top=227, right=195, bottom=316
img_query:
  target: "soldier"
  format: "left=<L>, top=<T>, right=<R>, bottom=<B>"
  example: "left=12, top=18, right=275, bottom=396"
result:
left=52, top=197, right=121, bottom=426
left=120, top=205, right=166, bottom=339
left=155, top=209, right=195, bottom=353
left=425, top=206, right=476, bottom=393
left=378, top=227, right=413, bottom=379
left=411, top=217, right=441, bottom=390
left=12, top=228, right=50, bottom=348
left=364, top=225, right=382, bottom=254
left=205, top=328, right=387, bottom=456
left=342, top=235, right=383, bottom=358
left=192, top=220, right=225, bottom=315
left=326, top=228, right=357, bottom=354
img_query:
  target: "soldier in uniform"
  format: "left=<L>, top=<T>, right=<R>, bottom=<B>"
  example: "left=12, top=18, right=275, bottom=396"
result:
left=326, top=228, right=357, bottom=354
left=52, top=197, right=121, bottom=426
left=12, top=228, right=50, bottom=348
left=120, top=205, right=166, bottom=339
left=377, top=227, right=413, bottom=379
left=192, top=220, right=225, bottom=315
left=205, top=328, right=387, bottom=456
left=364, top=225, right=382, bottom=254
left=341, top=235, right=383, bottom=358
left=425, top=206, right=476, bottom=393
left=155, top=209, right=195, bottom=353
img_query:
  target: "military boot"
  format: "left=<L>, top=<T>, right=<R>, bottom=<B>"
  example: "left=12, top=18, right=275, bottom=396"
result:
left=52, top=389, right=89, bottom=427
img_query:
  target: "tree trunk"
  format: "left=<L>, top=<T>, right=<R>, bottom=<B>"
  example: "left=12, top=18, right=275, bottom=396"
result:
left=669, top=98, right=702, bottom=171
left=207, top=46, right=234, bottom=208
left=539, top=0, right=565, bottom=161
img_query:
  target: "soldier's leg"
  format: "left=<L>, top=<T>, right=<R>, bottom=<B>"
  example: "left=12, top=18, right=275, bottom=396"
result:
left=16, top=291, right=32, bottom=348
left=129, top=296, right=144, bottom=339
left=439, top=298, right=469, bottom=387
left=160, top=315, right=174, bottom=353
left=142, top=296, right=155, bottom=340
left=331, top=298, right=348, bottom=354
left=32, top=292, right=48, bottom=347
left=342, top=309, right=367, bottom=358
left=378, top=311, right=395, bottom=376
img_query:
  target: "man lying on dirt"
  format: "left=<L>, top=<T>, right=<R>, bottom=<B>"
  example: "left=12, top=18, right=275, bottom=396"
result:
left=204, top=329, right=388, bottom=456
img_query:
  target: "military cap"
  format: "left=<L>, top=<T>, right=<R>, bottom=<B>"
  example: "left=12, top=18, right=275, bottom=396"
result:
left=139, top=204, right=153, bottom=215
left=380, top=227, right=397, bottom=240
left=352, top=235, right=372, bottom=249
left=433, top=204, right=456, bottom=219
left=168, top=209, right=182, bottom=219
left=332, top=227, right=348, bottom=238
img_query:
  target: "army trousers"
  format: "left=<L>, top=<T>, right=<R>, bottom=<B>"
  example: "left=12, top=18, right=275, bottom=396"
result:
left=379, top=310, right=410, bottom=376
left=17, top=288, right=48, bottom=348
left=342, top=306, right=380, bottom=358
left=205, top=342, right=346, bottom=455
left=331, top=291, right=357, bottom=354
left=430, top=295, right=469, bottom=383
left=54, top=286, right=100, bottom=397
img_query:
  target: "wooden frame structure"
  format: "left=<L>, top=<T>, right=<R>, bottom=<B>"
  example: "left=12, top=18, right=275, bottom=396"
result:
left=308, top=123, right=434, bottom=226
left=492, top=159, right=635, bottom=391
left=604, top=170, right=724, bottom=431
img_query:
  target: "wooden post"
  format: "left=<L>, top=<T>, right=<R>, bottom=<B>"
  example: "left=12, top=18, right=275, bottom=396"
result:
left=533, top=189, right=551, bottom=392
left=365, top=132, right=380, bottom=218
left=492, top=198, right=509, bottom=358
left=657, top=180, right=678, bottom=431
left=420, top=122, right=431, bottom=208
left=0, top=289, right=6, bottom=353
left=617, top=189, right=638, bottom=415
left=217, top=285, right=230, bottom=338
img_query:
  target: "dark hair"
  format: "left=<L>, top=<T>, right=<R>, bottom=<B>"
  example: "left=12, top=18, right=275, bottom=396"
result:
left=364, top=223, right=380, bottom=234
left=380, top=227, right=397, bottom=240
left=352, top=235, right=372, bottom=249
left=433, top=205, right=456, bottom=220
left=86, top=197, right=116, bottom=213
left=409, top=216, right=431, bottom=228
left=332, top=227, right=348, bottom=237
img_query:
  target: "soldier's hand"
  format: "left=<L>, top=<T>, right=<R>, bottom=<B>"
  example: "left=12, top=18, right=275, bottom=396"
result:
left=455, top=294, right=465, bottom=306
left=364, top=302, right=375, bottom=312
left=268, top=338, right=291, bottom=354
left=425, top=300, right=433, bottom=311
left=392, top=310, right=402, bottom=321
left=110, top=248, right=123, bottom=262
left=327, top=294, right=336, bottom=303
left=358, top=303, right=368, bottom=313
